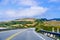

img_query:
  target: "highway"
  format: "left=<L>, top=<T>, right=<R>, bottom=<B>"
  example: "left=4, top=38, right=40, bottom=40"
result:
left=0, top=28, right=54, bottom=40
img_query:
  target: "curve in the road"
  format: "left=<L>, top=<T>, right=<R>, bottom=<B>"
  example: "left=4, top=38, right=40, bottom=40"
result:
left=6, top=29, right=27, bottom=40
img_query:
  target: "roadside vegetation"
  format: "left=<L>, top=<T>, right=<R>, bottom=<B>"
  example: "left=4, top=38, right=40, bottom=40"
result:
left=0, top=18, right=36, bottom=29
left=0, top=18, right=60, bottom=33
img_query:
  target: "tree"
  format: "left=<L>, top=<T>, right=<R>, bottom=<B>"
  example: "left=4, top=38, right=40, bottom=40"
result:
left=35, top=19, right=44, bottom=32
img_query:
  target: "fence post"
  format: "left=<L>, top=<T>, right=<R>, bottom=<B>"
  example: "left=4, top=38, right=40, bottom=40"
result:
left=57, top=28, right=59, bottom=40
left=51, top=27, right=55, bottom=38
left=57, top=28, right=59, bottom=33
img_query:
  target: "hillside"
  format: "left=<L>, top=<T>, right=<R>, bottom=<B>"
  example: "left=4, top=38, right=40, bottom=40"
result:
left=0, top=18, right=37, bottom=29
left=44, top=21, right=60, bottom=26
left=0, top=18, right=60, bottom=31
left=15, top=18, right=35, bottom=21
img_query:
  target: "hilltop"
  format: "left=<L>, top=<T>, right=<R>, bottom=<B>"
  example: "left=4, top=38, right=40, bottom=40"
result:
left=15, top=18, right=36, bottom=21
left=0, top=18, right=37, bottom=29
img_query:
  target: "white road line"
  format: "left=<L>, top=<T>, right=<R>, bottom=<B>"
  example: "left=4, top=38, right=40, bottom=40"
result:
left=33, top=31, right=45, bottom=40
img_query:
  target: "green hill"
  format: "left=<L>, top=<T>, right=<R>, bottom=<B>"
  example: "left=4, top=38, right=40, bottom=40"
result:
left=0, top=18, right=36, bottom=29
left=0, top=18, right=60, bottom=32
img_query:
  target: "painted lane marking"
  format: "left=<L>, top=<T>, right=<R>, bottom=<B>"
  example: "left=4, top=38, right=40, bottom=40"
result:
left=33, top=31, right=45, bottom=40
left=6, top=29, right=27, bottom=40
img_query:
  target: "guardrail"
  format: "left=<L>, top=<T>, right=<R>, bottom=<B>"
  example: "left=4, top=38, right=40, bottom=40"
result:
left=0, top=29, right=14, bottom=31
left=40, top=30, right=60, bottom=37
left=0, top=28, right=27, bottom=31
left=0, top=28, right=18, bottom=31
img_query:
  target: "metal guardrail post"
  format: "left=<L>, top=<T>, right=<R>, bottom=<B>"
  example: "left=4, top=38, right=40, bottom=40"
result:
left=57, top=28, right=59, bottom=33
left=57, top=28, right=60, bottom=40
left=52, top=27, right=56, bottom=38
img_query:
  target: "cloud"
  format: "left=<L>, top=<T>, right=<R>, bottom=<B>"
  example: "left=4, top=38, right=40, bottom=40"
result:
left=17, top=0, right=37, bottom=6
left=4, top=6, right=47, bottom=18
left=18, top=6, right=47, bottom=17
left=5, top=10, right=17, bottom=17
left=0, top=0, right=48, bottom=19
left=0, top=0, right=37, bottom=6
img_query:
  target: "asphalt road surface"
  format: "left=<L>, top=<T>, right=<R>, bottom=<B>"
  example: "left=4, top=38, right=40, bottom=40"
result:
left=0, top=28, right=54, bottom=40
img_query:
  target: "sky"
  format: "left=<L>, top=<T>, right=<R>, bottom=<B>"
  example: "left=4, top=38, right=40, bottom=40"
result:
left=0, top=0, right=60, bottom=21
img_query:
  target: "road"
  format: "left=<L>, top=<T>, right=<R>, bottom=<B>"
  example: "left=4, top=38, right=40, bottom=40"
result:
left=0, top=28, right=54, bottom=40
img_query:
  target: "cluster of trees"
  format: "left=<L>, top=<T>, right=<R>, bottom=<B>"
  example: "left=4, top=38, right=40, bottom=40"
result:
left=0, top=18, right=48, bottom=30
left=35, top=19, right=44, bottom=32
left=35, top=19, right=60, bottom=32
left=0, top=18, right=60, bottom=32
left=0, top=21, right=33, bottom=29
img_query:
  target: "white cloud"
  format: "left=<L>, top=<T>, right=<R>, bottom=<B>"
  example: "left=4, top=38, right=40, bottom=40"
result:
left=0, top=0, right=37, bottom=6
left=18, top=6, right=47, bottom=17
left=0, top=0, right=48, bottom=19
left=4, top=6, right=47, bottom=18
left=5, top=10, right=17, bottom=17
left=17, top=0, right=37, bottom=6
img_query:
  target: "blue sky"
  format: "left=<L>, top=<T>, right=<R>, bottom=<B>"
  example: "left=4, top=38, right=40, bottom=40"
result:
left=0, top=0, right=60, bottom=21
